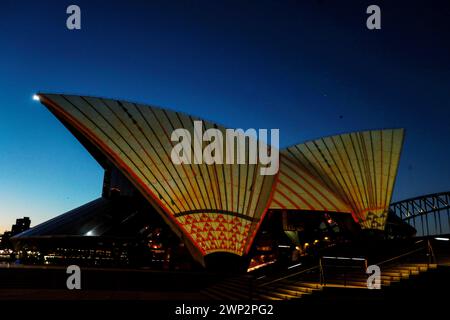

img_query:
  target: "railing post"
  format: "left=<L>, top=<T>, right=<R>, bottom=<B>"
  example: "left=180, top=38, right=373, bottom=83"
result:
left=427, top=239, right=436, bottom=265
left=319, top=257, right=321, bottom=285
left=344, top=270, right=346, bottom=287
left=319, top=257, right=325, bottom=286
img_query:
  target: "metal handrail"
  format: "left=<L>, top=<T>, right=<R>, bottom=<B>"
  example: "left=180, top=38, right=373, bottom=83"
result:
left=258, top=255, right=369, bottom=289
left=375, top=241, right=430, bottom=267
left=255, top=264, right=321, bottom=300
left=250, top=240, right=437, bottom=299
left=376, top=246, right=425, bottom=266
left=258, top=264, right=320, bottom=287
left=319, top=256, right=368, bottom=287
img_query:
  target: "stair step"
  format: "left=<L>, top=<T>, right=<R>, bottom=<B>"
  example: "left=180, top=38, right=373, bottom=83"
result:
left=323, top=280, right=368, bottom=287
left=202, top=259, right=437, bottom=300
left=216, top=281, right=250, bottom=292
left=202, top=287, right=242, bottom=300
left=384, top=267, right=415, bottom=272
left=402, top=263, right=436, bottom=267
left=382, top=271, right=405, bottom=276
left=347, top=275, right=399, bottom=281
left=272, top=283, right=316, bottom=293
left=255, top=293, right=283, bottom=301
left=293, top=282, right=322, bottom=289
left=388, top=266, right=420, bottom=271
left=203, top=287, right=240, bottom=300
left=258, top=286, right=306, bottom=298
left=225, top=277, right=252, bottom=284
left=204, top=286, right=249, bottom=300
left=256, top=291, right=298, bottom=300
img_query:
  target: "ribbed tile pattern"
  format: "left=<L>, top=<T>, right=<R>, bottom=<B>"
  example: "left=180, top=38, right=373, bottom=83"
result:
left=177, top=213, right=252, bottom=255
left=39, top=94, right=276, bottom=255
left=271, top=129, right=404, bottom=229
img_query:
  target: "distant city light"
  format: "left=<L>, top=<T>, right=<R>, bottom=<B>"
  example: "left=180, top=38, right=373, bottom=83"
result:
left=32, top=94, right=40, bottom=101
left=85, top=230, right=95, bottom=236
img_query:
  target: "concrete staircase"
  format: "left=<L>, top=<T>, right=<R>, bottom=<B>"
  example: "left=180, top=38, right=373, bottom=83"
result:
left=322, top=263, right=437, bottom=288
left=201, top=274, right=322, bottom=300
left=201, top=262, right=437, bottom=300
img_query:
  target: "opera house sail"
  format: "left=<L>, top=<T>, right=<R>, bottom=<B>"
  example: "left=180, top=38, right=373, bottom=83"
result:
left=13, top=93, right=404, bottom=268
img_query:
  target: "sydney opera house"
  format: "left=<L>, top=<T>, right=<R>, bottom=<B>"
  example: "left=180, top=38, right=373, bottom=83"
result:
left=12, top=93, right=405, bottom=270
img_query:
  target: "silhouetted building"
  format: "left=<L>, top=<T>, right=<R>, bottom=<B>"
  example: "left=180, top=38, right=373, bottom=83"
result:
left=11, top=217, right=31, bottom=235
left=0, top=218, right=30, bottom=250
left=0, top=232, right=12, bottom=249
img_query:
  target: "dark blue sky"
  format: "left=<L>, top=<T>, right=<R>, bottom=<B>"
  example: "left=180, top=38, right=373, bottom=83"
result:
left=1, top=0, right=449, bottom=231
